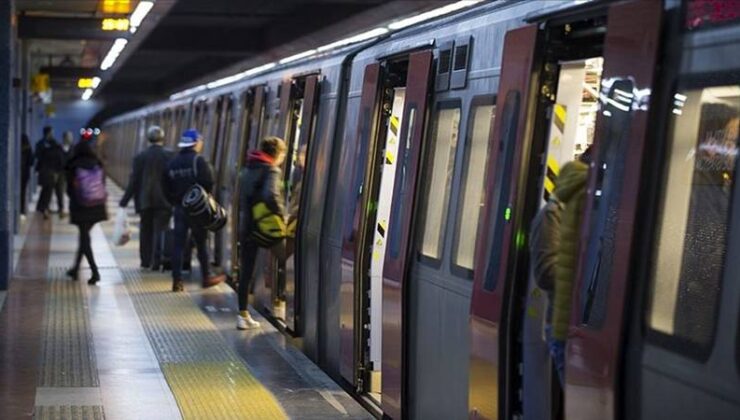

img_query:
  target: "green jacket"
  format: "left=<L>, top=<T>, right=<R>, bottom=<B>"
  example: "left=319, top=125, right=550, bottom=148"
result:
left=551, top=161, right=588, bottom=340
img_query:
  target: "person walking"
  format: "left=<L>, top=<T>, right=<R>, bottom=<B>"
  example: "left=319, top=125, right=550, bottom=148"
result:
left=35, top=126, right=66, bottom=219
left=20, top=134, right=34, bottom=215
left=53, top=131, right=75, bottom=218
left=120, top=126, right=174, bottom=270
left=236, top=136, right=287, bottom=330
left=163, top=129, right=224, bottom=292
left=65, top=136, right=108, bottom=285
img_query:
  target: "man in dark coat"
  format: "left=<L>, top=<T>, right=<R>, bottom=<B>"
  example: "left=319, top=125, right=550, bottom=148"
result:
left=65, top=138, right=108, bottom=285
left=236, top=136, right=287, bottom=329
left=35, top=126, right=66, bottom=219
left=120, top=126, right=174, bottom=270
left=162, top=129, right=224, bottom=292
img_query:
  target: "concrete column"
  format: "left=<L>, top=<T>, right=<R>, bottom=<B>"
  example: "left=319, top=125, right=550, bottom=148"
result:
left=0, top=0, right=14, bottom=290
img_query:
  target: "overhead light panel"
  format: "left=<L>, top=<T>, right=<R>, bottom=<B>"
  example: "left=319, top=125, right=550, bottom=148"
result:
left=317, top=27, right=389, bottom=52
left=207, top=73, right=247, bottom=90
left=92, top=77, right=101, bottom=89
left=387, top=1, right=483, bottom=30
left=100, top=38, right=128, bottom=71
left=170, top=85, right=207, bottom=101
left=279, top=49, right=317, bottom=65
left=129, top=1, right=154, bottom=32
left=81, top=88, right=93, bottom=101
left=243, top=62, right=277, bottom=76
left=102, top=18, right=130, bottom=31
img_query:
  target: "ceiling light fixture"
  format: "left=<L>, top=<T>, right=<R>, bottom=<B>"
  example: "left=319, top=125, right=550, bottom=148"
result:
left=81, top=88, right=94, bottom=101
left=100, top=38, right=128, bottom=71
left=242, top=62, right=277, bottom=77
left=129, top=1, right=154, bottom=31
left=317, top=27, right=389, bottom=52
left=387, top=0, right=483, bottom=30
left=278, top=49, right=317, bottom=65
left=169, top=85, right=207, bottom=101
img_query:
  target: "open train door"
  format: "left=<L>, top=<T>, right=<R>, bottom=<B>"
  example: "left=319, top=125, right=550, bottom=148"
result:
left=381, top=49, right=433, bottom=419
left=468, top=24, right=540, bottom=420
left=566, top=0, right=663, bottom=418
left=340, top=62, right=382, bottom=385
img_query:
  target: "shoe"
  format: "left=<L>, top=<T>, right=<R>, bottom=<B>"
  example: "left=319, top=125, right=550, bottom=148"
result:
left=66, top=268, right=78, bottom=280
left=87, top=273, right=100, bottom=285
left=202, top=274, right=225, bottom=289
left=237, top=313, right=260, bottom=330
left=172, top=280, right=184, bottom=292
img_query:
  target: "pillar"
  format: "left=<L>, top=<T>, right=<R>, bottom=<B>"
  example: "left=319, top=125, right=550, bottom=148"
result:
left=0, top=0, right=14, bottom=290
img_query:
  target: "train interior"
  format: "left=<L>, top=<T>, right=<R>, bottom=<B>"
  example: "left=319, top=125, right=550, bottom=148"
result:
left=516, top=14, right=606, bottom=420
left=361, top=57, right=410, bottom=406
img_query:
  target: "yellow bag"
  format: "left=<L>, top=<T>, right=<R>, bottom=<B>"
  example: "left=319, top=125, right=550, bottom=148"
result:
left=250, top=201, right=287, bottom=247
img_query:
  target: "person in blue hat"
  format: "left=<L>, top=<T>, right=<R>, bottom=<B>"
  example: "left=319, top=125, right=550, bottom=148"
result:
left=162, top=128, right=225, bottom=292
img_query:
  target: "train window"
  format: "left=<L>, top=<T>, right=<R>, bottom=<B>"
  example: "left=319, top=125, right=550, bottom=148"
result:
left=419, top=104, right=461, bottom=261
left=453, top=100, right=495, bottom=274
left=647, top=84, right=739, bottom=357
left=390, top=108, right=417, bottom=259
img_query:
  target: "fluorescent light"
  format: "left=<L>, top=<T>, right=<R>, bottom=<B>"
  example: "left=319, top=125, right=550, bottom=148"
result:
left=169, top=84, right=207, bottom=101
left=279, top=49, right=317, bottom=65
left=317, top=27, right=389, bottom=52
left=100, top=38, right=128, bottom=70
left=243, top=62, right=276, bottom=76
left=387, top=1, right=483, bottom=30
left=92, top=77, right=101, bottom=88
left=81, top=88, right=93, bottom=101
left=130, top=1, right=154, bottom=28
left=207, top=73, right=247, bottom=89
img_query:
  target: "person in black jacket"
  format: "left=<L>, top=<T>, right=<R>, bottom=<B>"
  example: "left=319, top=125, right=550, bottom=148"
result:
left=65, top=138, right=108, bottom=285
left=236, top=136, right=287, bottom=330
left=120, top=126, right=174, bottom=270
left=35, top=126, right=66, bottom=219
left=163, top=129, right=224, bottom=292
left=20, top=134, right=34, bottom=215
left=53, top=131, right=74, bottom=218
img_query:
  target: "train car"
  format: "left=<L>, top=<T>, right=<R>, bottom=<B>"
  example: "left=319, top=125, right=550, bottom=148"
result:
left=101, top=0, right=740, bottom=419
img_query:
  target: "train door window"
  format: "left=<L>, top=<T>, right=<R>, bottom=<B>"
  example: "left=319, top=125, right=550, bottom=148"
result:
left=418, top=102, right=461, bottom=261
left=452, top=99, right=495, bottom=274
left=647, top=83, right=739, bottom=357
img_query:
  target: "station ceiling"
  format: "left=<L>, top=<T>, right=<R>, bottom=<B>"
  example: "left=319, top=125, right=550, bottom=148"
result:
left=16, top=0, right=449, bottom=124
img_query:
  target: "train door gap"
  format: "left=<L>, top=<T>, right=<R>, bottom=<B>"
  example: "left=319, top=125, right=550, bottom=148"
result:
left=361, top=57, right=409, bottom=407
left=515, top=16, right=605, bottom=420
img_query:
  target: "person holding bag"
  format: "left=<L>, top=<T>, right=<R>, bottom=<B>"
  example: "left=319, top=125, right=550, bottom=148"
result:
left=65, top=136, right=108, bottom=285
left=163, top=129, right=225, bottom=292
left=236, top=136, right=287, bottom=330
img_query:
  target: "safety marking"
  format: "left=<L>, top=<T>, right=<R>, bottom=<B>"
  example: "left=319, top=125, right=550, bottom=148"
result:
left=377, top=220, right=387, bottom=238
left=121, top=269, right=287, bottom=419
left=33, top=405, right=105, bottom=420
left=544, top=103, right=565, bottom=201
left=553, top=103, right=567, bottom=133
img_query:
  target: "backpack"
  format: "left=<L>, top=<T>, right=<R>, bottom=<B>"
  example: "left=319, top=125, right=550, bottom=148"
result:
left=75, top=165, right=107, bottom=207
left=248, top=168, right=286, bottom=248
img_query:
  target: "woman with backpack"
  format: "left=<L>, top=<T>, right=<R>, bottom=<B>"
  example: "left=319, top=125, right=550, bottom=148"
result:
left=236, top=136, right=287, bottom=330
left=65, top=137, right=108, bottom=285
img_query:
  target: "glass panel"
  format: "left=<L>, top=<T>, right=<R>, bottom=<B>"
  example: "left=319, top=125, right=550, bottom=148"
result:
left=455, top=104, right=494, bottom=271
left=390, top=108, right=416, bottom=259
left=648, top=85, right=739, bottom=350
left=420, top=107, right=461, bottom=259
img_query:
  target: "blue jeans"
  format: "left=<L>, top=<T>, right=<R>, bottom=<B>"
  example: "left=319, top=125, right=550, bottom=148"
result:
left=172, top=206, right=210, bottom=284
left=545, top=325, right=565, bottom=386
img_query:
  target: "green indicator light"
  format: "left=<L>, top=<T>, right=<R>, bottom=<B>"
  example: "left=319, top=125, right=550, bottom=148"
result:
left=504, top=206, right=512, bottom=221
left=516, top=230, right=526, bottom=250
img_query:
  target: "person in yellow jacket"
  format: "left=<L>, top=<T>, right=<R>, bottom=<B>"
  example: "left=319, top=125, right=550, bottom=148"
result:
left=546, top=153, right=590, bottom=385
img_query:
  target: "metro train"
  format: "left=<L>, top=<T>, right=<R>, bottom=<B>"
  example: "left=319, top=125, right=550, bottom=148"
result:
left=101, top=0, right=740, bottom=419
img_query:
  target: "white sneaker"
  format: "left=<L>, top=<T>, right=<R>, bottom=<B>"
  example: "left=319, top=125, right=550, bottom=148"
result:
left=237, top=313, right=260, bottom=330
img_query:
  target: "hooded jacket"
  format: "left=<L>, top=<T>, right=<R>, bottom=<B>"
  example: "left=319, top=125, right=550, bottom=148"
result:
left=551, top=160, right=589, bottom=340
left=238, top=151, right=285, bottom=237
left=66, top=141, right=108, bottom=226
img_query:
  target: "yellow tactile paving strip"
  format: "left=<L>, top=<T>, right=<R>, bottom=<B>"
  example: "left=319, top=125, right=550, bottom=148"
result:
left=121, top=268, right=286, bottom=420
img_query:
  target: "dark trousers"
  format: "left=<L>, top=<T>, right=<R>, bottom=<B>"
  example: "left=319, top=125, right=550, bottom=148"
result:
left=54, top=173, right=65, bottom=212
left=172, top=206, right=210, bottom=284
left=139, top=208, right=171, bottom=268
left=37, top=183, right=54, bottom=212
left=20, top=171, right=29, bottom=214
left=73, top=222, right=98, bottom=274
left=238, top=239, right=259, bottom=312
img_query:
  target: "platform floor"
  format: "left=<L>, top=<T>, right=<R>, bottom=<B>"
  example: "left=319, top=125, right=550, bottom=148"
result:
left=0, top=183, right=371, bottom=420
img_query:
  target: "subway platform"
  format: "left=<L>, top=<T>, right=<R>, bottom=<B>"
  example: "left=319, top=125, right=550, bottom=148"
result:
left=0, top=183, right=371, bottom=420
